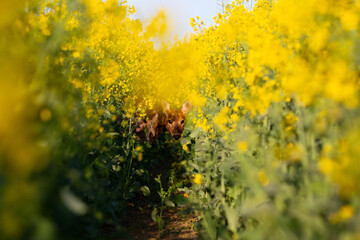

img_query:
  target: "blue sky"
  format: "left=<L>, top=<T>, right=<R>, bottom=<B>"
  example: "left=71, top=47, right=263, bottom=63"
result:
left=129, top=0, right=222, bottom=41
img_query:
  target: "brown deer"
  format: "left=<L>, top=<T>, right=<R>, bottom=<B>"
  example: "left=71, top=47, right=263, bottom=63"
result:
left=133, top=101, right=192, bottom=141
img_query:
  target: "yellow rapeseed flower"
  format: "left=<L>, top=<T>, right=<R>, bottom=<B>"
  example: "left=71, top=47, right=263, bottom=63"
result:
left=137, top=153, right=143, bottom=162
left=40, top=108, right=52, bottom=122
left=258, top=170, right=269, bottom=186
left=339, top=205, right=354, bottom=220
left=214, top=106, right=231, bottom=131
left=329, top=205, right=354, bottom=224
left=135, top=145, right=142, bottom=152
left=193, top=174, right=202, bottom=185
left=237, top=141, right=248, bottom=152
left=318, top=157, right=335, bottom=175
left=340, top=9, right=359, bottom=31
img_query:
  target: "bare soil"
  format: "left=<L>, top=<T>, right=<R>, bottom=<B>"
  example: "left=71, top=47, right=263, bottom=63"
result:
left=120, top=204, right=198, bottom=240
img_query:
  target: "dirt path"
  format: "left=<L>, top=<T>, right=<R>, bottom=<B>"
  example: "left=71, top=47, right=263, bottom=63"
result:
left=114, top=143, right=198, bottom=240
left=121, top=204, right=198, bottom=240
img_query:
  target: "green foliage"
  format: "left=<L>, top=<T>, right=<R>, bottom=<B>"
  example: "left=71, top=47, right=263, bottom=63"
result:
left=2, top=0, right=360, bottom=240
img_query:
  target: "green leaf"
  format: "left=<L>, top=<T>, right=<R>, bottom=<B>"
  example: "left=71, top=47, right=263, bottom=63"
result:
left=180, top=137, right=190, bottom=145
left=107, top=132, right=119, bottom=137
left=104, top=109, right=112, bottom=118
left=189, top=128, right=201, bottom=138
left=165, top=199, right=175, bottom=207
left=224, top=203, right=238, bottom=233
left=173, top=194, right=189, bottom=206
left=60, top=187, right=88, bottom=215
left=139, top=186, right=150, bottom=197
left=202, top=211, right=217, bottom=240
left=151, top=208, right=158, bottom=222
left=32, top=217, right=56, bottom=240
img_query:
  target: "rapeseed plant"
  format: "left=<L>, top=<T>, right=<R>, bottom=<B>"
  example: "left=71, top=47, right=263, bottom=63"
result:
left=1, top=0, right=360, bottom=239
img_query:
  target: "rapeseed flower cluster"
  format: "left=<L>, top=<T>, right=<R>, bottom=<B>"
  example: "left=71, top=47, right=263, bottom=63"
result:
left=183, top=0, right=360, bottom=238
left=1, top=0, right=360, bottom=239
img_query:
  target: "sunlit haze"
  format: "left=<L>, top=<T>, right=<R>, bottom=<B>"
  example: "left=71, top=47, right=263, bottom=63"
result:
left=129, top=0, right=220, bottom=42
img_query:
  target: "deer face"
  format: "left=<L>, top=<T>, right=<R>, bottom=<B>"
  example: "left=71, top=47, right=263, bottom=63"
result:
left=162, top=101, right=192, bottom=140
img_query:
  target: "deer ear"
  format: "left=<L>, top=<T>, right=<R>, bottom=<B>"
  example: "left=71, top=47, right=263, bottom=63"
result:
left=181, top=101, right=192, bottom=114
left=161, top=100, right=171, bottom=112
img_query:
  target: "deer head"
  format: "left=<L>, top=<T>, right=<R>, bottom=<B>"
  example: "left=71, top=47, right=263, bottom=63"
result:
left=162, top=101, right=192, bottom=140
